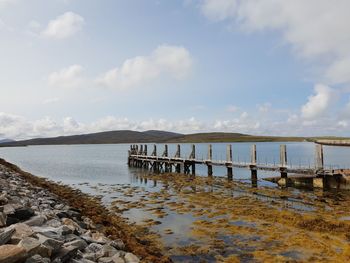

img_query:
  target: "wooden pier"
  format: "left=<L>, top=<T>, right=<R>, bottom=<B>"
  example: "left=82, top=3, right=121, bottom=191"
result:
left=127, top=143, right=349, bottom=189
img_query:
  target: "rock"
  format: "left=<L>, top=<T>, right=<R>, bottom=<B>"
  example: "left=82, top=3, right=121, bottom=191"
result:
left=85, top=243, right=103, bottom=254
left=76, top=221, right=88, bottom=229
left=71, top=259, right=95, bottom=263
left=37, top=233, right=64, bottom=253
left=0, top=244, right=27, bottom=263
left=0, top=193, right=8, bottom=205
left=18, top=237, right=41, bottom=254
left=97, top=245, right=119, bottom=258
left=24, top=215, right=46, bottom=226
left=3, top=204, right=16, bottom=214
left=0, top=212, right=7, bottom=227
left=32, top=226, right=63, bottom=240
left=98, top=257, right=114, bottom=263
left=64, top=238, right=88, bottom=250
left=64, top=233, right=80, bottom=242
left=52, top=245, right=79, bottom=263
left=56, top=211, right=69, bottom=219
left=83, top=218, right=96, bottom=230
left=82, top=252, right=97, bottom=261
left=124, top=253, right=140, bottom=263
left=46, top=219, right=62, bottom=228
left=0, top=228, right=15, bottom=245
left=6, top=216, right=20, bottom=226
left=54, top=204, right=65, bottom=210
left=111, top=255, right=125, bottom=263
left=11, top=223, right=34, bottom=243
left=91, top=232, right=109, bottom=245
left=25, top=254, right=50, bottom=263
left=13, top=207, right=35, bottom=221
left=62, top=218, right=82, bottom=233
left=58, top=225, right=73, bottom=235
left=109, top=239, right=125, bottom=250
left=18, top=237, right=51, bottom=258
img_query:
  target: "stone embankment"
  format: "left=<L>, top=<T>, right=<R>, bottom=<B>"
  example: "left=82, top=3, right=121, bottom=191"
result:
left=0, top=164, right=140, bottom=263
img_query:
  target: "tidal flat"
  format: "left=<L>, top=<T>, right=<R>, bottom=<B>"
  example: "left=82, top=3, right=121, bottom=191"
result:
left=84, top=173, right=350, bottom=262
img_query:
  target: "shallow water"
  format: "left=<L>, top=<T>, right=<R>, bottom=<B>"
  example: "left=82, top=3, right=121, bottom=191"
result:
left=1, top=142, right=350, bottom=262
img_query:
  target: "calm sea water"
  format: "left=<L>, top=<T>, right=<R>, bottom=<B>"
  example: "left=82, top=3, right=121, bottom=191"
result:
left=1, top=142, right=350, bottom=261
left=0, top=142, right=349, bottom=186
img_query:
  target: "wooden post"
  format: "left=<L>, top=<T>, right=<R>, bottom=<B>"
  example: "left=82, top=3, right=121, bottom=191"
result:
left=163, top=145, right=169, bottom=172
left=135, top=145, right=139, bottom=155
left=127, top=150, right=131, bottom=166
left=189, top=144, right=196, bottom=159
left=315, top=144, right=324, bottom=170
left=175, top=144, right=181, bottom=173
left=140, top=145, right=143, bottom=155
left=207, top=144, right=213, bottom=177
left=226, top=144, right=233, bottom=180
left=175, top=144, right=181, bottom=158
left=280, top=144, right=287, bottom=178
left=152, top=144, right=157, bottom=156
left=163, top=145, right=168, bottom=157
left=250, top=144, right=257, bottom=181
left=144, top=145, right=148, bottom=156
left=226, top=144, right=232, bottom=162
left=190, top=145, right=196, bottom=175
left=251, top=144, right=257, bottom=165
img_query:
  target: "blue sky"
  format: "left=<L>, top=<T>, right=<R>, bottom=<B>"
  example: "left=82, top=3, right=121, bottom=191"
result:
left=1, top=0, right=350, bottom=139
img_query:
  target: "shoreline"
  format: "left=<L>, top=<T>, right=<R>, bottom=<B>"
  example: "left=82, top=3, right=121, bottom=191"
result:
left=0, top=158, right=170, bottom=263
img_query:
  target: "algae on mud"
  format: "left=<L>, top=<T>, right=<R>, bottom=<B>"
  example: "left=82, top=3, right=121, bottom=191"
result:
left=103, top=172, right=350, bottom=262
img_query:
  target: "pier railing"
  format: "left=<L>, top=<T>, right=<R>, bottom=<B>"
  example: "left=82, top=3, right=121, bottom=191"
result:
left=127, top=143, right=330, bottom=179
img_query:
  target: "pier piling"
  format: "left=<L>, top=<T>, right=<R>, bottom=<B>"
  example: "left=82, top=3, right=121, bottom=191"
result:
left=226, top=144, right=233, bottom=180
left=280, top=144, right=288, bottom=179
left=207, top=144, right=213, bottom=177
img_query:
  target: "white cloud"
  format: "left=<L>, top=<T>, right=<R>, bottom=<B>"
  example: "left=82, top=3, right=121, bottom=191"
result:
left=41, top=12, right=84, bottom=39
left=96, top=45, right=193, bottom=90
left=326, top=57, right=350, bottom=85
left=43, top=98, right=60, bottom=104
left=48, top=64, right=84, bottom=88
left=0, top=0, right=15, bottom=9
left=3, top=109, right=350, bottom=140
left=0, top=18, right=13, bottom=32
left=258, top=102, right=271, bottom=113
left=198, top=0, right=350, bottom=85
left=200, top=0, right=237, bottom=21
left=301, top=84, right=337, bottom=120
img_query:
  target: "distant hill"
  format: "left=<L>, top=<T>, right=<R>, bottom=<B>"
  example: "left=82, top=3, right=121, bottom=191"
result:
left=0, top=130, right=183, bottom=147
left=0, top=139, right=15, bottom=144
left=165, top=132, right=305, bottom=143
left=2, top=130, right=347, bottom=147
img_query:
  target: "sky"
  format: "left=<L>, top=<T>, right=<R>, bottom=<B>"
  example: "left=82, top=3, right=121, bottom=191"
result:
left=1, top=0, right=350, bottom=139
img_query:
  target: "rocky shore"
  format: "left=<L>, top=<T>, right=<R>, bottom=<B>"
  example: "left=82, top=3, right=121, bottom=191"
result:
left=0, top=164, right=141, bottom=263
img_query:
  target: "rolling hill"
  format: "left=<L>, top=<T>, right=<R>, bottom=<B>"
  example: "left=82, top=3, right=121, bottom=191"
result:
left=0, top=130, right=183, bottom=147
left=2, top=129, right=347, bottom=147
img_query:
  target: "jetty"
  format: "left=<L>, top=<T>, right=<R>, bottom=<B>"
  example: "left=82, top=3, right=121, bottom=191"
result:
left=315, top=139, right=350, bottom=147
left=128, top=144, right=350, bottom=189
